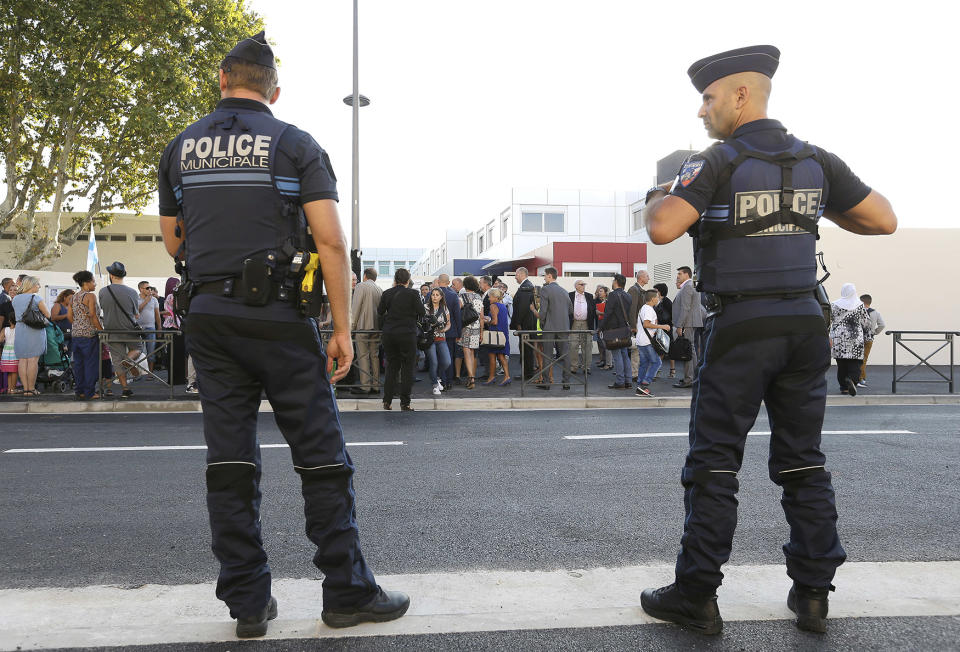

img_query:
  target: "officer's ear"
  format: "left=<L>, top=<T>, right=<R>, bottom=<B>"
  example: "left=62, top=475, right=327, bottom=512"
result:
left=269, top=86, right=281, bottom=105
left=218, top=69, right=228, bottom=93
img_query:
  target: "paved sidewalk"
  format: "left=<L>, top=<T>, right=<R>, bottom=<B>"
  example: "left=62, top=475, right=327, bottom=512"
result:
left=1, top=358, right=956, bottom=413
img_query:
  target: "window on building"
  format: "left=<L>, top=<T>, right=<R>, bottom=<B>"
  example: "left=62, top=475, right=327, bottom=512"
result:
left=379, top=262, right=390, bottom=275
left=544, top=212, right=564, bottom=232
left=478, top=233, right=485, bottom=253
left=486, top=222, right=494, bottom=247
left=502, top=214, right=509, bottom=240
left=393, top=260, right=406, bottom=270
left=632, top=209, right=643, bottom=232
left=563, top=271, right=589, bottom=277
left=76, top=233, right=89, bottom=241
left=521, top=212, right=541, bottom=232
left=441, top=245, right=447, bottom=266
left=135, top=235, right=153, bottom=242
left=653, top=262, right=673, bottom=284
left=409, top=260, right=417, bottom=268
left=110, top=234, right=127, bottom=242
left=155, top=235, right=164, bottom=241
left=591, top=271, right=618, bottom=277
left=0, top=233, right=16, bottom=240
left=521, top=211, right=565, bottom=233
left=95, top=235, right=108, bottom=241
left=362, top=260, right=375, bottom=269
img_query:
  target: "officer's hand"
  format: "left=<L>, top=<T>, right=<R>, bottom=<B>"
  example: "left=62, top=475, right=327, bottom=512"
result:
left=327, top=331, right=354, bottom=383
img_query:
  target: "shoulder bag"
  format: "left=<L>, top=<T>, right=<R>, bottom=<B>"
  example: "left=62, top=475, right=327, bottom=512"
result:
left=651, top=328, right=671, bottom=356
left=461, top=293, right=480, bottom=327
left=106, top=285, right=143, bottom=332
left=21, top=295, right=47, bottom=329
left=601, top=295, right=632, bottom=350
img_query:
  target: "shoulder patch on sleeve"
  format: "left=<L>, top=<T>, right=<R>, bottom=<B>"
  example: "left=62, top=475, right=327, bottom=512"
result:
left=679, top=159, right=705, bottom=187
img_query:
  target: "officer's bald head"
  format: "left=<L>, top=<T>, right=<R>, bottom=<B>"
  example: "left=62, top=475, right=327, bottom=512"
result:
left=698, top=72, right=771, bottom=139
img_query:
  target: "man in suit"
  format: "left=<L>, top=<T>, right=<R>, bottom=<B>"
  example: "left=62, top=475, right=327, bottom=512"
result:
left=510, top=266, right=538, bottom=382
left=436, top=273, right=462, bottom=388
left=568, top=280, right=596, bottom=373
left=628, top=269, right=651, bottom=381
left=672, top=266, right=702, bottom=388
left=534, top=267, right=574, bottom=390
left=351, top=268, right=383, bottom=394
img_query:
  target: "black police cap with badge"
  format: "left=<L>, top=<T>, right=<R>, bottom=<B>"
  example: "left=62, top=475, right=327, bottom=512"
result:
left=221, top=30, right=276, bottom=70
left=687, top=44, right=779, bottom=93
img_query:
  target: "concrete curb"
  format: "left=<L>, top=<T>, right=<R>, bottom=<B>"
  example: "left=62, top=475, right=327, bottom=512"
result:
left=2, top=393, right=959, bottom=414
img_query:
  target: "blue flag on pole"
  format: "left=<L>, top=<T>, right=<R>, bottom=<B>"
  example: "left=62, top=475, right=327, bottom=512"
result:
left=86, top=224, right=99, bottom=274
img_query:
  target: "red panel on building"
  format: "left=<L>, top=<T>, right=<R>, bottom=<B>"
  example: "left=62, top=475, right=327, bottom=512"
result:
left=547, top=242, right=646, bottom=276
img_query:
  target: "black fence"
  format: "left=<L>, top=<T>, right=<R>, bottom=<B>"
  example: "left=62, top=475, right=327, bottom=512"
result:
left=515, top=329, right=594, bottom=397
left=96, top=329, right=177, bottom=399
left=887, top=330, right=959, bottom=394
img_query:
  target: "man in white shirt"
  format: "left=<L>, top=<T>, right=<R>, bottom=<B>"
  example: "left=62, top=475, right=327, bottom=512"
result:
left=858, top=294, right=886, bottom=387
left=567, top=280, right=596, bottom=372
left=137, top=281, right=162, bottom=373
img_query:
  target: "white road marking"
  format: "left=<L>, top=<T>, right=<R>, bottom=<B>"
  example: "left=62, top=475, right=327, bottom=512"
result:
left=565, top=430, right=916, bottom=440
left=0, top=561, right=956, bottom=650
left=2, top=441, right=404, bottom=454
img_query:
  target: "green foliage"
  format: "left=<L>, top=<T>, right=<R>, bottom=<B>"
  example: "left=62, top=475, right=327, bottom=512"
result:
left=0, top=0, right=263, bottom=268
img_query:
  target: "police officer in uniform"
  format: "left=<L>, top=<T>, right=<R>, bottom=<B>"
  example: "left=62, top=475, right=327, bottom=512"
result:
left=639, top=45, right=897, bottom=634
left=157, top=32, right=408, bottom=638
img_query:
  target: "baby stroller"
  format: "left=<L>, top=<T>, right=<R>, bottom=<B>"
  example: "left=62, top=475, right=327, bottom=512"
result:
left=37, top=324, right=75, bottom=393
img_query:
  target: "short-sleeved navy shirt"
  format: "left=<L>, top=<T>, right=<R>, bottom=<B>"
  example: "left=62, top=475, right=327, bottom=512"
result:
left=157, top=98, right=339, bottom=322
left=670, top=119, right=871, bottom=219
left=158, top=98, right=338, bottom=216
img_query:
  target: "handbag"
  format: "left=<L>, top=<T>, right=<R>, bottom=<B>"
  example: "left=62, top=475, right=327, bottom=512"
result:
left=601, top=295, right=632, bottom=349
left=21, top=296, right=47, bottom=329
left=481, top=329, right=506, bottom=347
left=669, top=334, right=693, bottom=361
left=651, top=328, right=671, bottom=356
left=461, top=294, right=480, bottom=326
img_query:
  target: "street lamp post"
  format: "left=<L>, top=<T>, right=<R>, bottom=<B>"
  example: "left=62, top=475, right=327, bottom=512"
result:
left=343, top=0, right=369, bottom=281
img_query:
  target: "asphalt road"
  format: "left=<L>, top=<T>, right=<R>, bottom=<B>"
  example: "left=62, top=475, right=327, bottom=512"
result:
left=2, top=405, right=958, bottom=650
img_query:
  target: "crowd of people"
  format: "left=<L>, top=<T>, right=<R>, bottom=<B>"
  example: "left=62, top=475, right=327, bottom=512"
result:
left=0, top=261, right=196, bottom=399
left=0, top=263, right=885, bottom=402
left=337, top=265, right=721, bottom=407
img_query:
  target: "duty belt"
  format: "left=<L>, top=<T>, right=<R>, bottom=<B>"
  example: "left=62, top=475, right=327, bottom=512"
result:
left=193, top=279, right=293, bottom=303
left=710, top=290, right=814, bottom=304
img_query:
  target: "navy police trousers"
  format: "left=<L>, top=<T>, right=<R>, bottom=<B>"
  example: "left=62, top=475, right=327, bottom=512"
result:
left=185, top=314, right=378, bottom=619
left=674, top=297, right=847, bottom=597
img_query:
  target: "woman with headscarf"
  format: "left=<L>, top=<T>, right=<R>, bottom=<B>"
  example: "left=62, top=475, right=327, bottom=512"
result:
left=829, top=283, right=871, bottom=396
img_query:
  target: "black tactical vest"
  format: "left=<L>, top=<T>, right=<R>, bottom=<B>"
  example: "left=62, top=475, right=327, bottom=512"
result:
left=171, top=108, right=305, bottom=283
left=694, top=137, right=826, bottom=295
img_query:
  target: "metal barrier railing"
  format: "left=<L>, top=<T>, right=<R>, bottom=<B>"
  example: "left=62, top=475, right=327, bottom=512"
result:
left=515, top=329, right=594, bottom=397
left=888, top=330, right=959, bottom=394
left=96, top=329, right=176, bottom=399
left=318, top=328, right=382, bottom=391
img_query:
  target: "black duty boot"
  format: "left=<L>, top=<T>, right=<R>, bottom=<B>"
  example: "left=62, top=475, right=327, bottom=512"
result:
left=640, top=583, right=722, bottom=635
left=235, top=596, right=278, bottom=638
left=321, top=587, right=410, bottom=628
left=788, top=582, right=831, bottom=633
left=640, top=584, right=723, bottom=634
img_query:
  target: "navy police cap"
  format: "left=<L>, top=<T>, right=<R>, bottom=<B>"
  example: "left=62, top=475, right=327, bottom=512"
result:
left=224, top=30, right=276, bottom=70
left=687, top=45, right=780, bottom=93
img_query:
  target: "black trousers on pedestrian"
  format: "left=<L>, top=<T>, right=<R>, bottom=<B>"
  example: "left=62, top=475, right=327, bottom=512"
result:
left=674, top=298, right=846, bottom=597
left=835, top=358, right=862, bottom=391
left=184, top=314, right=378, bottom=618
left=383, top=331, right=416, bottom=406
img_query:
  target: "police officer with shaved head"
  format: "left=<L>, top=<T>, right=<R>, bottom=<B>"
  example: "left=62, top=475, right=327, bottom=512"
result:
left=640, top=45, right=897, bottom=634
left=157, top=31, right=408, bottom=639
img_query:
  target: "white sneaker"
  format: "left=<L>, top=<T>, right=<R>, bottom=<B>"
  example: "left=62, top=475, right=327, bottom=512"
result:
left=856, top=380, right=867, bottom=387
left=432, top=386, right=442, bottom=396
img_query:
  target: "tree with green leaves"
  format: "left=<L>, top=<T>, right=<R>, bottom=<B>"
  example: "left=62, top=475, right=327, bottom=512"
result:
left=0, top=0, right=263, bottom=269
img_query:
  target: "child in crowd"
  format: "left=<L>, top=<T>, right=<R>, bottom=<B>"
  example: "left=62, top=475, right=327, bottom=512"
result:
left=1, top=322, right=20, bottom=394
left=634, top=289, right=671, bottom=397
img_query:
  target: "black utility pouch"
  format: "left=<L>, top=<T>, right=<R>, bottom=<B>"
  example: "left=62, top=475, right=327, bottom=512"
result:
left=173, top=281, right=195, bottom=320
left=241, top=258, right=273, bottom=306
